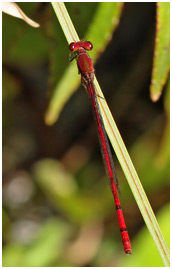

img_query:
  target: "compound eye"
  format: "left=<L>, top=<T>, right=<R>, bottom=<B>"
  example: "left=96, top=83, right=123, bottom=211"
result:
left=83, top=41, right=93, bottom=51
left=69, top=42, right=78, bottom=52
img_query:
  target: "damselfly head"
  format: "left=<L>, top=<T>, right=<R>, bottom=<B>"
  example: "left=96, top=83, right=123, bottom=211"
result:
left=69, top=41, right=93, bottom=52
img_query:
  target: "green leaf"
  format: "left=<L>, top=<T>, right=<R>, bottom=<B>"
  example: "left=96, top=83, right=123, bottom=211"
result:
left=85, top=2, right=123, bottom=61
left=154, top=78, right=170, bottom=167
left=150, top=2, right=170, bottom=102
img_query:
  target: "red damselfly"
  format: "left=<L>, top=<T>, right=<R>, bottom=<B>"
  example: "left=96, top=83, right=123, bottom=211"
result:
left=69, top=41, right=132, bottom=254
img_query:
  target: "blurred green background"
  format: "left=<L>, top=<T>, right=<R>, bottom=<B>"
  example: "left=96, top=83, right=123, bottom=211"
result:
left=2, top=2, right=169, bottom=267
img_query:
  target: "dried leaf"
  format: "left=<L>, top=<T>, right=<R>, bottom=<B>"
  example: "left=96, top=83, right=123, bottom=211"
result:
left=2, top=2, right=40, bottom=28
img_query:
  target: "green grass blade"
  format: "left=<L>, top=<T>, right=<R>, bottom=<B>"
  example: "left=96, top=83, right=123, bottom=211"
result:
left=51, top=2, right=79, bottom=43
